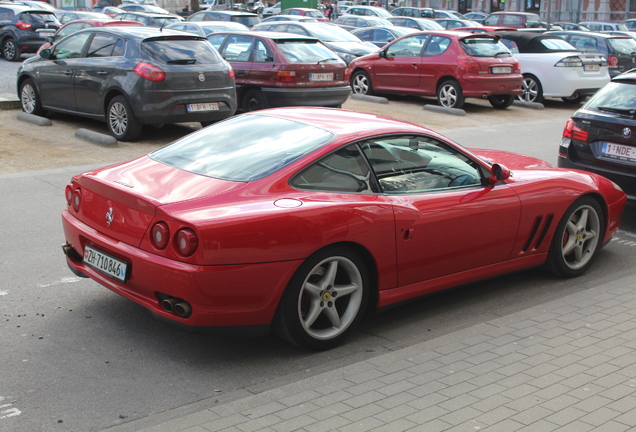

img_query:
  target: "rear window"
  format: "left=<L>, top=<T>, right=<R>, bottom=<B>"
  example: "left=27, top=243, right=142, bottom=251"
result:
left=233, top=15, right=260, bottom=27
left=540, top=38, right=577, bottom=51
left=277, top=40, right=344, bottom=63
left=307, top=24, right=360, bottom=42
left=585, top=81, right=636, bottom=112
left=154, top=16, right=180, bottom=26
left=150, top=114, right=334, bottom=182
left=608, top=37, right=636, bottom=55
left=460, top=37, right=512, bottom=57
left=20, top=11, right=59, bottom=24
left=142, top=38, right=223, bottom=64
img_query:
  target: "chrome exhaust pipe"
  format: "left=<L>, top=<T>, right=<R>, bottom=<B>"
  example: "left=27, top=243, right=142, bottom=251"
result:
left=162, top=298, right=179, bottom=313
left=174, top=301, right=192, bottom=318
left=482, top=93, right=488, bottom=99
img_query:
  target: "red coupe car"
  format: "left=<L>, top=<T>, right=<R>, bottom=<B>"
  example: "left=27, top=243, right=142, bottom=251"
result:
left=349, top=30, right=523, bottom=109
left=61, top=108, right=626, bottom=350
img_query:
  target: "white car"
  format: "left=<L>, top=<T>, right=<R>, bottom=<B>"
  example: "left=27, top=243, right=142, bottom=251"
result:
left=342, top=6, right=392, bottom=18
left=500, top=32, right=611, bottom=104
left=263, top=2, right=281, bottom=15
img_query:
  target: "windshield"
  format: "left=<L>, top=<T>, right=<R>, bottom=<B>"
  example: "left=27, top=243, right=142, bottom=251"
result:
left=277, top=40, right=345, bottom=63
left=608, top=37, right=636, bottom=55
left=307, top=24, right=361, bottom=42
left=233, top=15, right=261, bottom=27
left=150, top=115, right=335, bottom=182
left=461, top=37, right=512, bottom=57
left=585, top=81, right=636, bottom=111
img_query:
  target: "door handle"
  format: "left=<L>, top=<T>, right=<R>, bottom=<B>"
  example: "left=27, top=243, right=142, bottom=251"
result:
left=403, top=228, right=415, bottom=240
left=411, top=63, right=418, bottom=68
left=237, top=70, right=247, bottom=76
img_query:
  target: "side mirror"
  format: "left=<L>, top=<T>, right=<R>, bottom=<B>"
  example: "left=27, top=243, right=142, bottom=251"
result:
left=387, top=37, right=394, bottom=43
left=39, top=49, right=52, bottom=59
left=378, top=50, right=386, bottom=58
left=487, top=163, right=511, bottom=184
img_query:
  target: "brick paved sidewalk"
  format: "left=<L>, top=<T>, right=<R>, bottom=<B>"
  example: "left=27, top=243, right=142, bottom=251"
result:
left=108, top=274, right=636, bottom=432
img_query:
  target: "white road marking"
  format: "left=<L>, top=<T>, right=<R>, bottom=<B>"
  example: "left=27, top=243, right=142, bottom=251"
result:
left=0, top=291, right=7, bottom=296
left=0, top=397, right=21, bottom=420
left=37, top=276, right=82, bottom=288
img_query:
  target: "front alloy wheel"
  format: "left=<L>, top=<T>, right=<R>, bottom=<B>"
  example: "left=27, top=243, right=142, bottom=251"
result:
left=351, top=71, right=373, bottom=96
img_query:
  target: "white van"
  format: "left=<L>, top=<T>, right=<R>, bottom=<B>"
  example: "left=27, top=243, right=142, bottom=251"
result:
left=200, top=0, right=230, bottom=10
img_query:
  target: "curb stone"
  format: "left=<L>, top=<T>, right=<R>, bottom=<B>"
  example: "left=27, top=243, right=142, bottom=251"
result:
left=351, top=94, right=389, bottom=104
left=75, top=128, right=118, bottom=147
left=17, top=112, right=52, bottom=126
left=423, top=104, right=467, bottom=116
left=512, top=100, right=545, bottom=110
left=0, top=93, right=20, bottom=110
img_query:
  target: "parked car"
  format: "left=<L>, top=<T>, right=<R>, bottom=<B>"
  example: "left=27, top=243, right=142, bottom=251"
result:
left=112, top=12, right=183, bottom=26
left=349, top=31, right=523, bottom=109
left=343, top=6, right=392, bottom=18
left=252, top=21, right=378, bottom=64
left=0, top=4, right=59, bottom=61
left=187, top=10, right=261, bottom=27
left=199, top=0, right=232, bottom=11
left=464, top=12, right=488, bottom=23
left=433, top=9, right=466, bottom=19
left=11, top=0, right=58, bottom=12
left=351, top=25, right=417, bottom=47
left=261, top=15, right=317, bottom=23
left=387, top=16, right=444, bottom=30
left=558, top=71, right=636, bottom=200
left=483, top=12, right=544, bottom=28
left=391, top=7, right=435, bottom=19
left=498, top=32, right=610, bottom=103
left=247, top=1, right=265, bottom=14
left=117, top=4, right=172, bottom=14
left=262, top=2, right=280, bottom=16
left=624, top=19, right=636, bottom=30
left=60, top=107, right=626, bottom=349
left=17, top=27, right=237, bottom=140
left=55, top=10, right=111, bottom=24
left=207, top=31, right=350, bottom=111
left=165, top=20, right=248, bottom=35
left=435, top=18, right=481, bottom=29
left=278, top=8, right=327, bottom=22
left=334, top=15, right=392, bottom=30
left=548, top=31, right=636, bottom=78
left=37, top=18, right=141, bottom=52
left=90, top=6, right=125, bottom=17
left=453, top=25, right=516, bottom=33
left=554, top=22, right=590, bottom=31
left=580, top=21, right=627, bottom=32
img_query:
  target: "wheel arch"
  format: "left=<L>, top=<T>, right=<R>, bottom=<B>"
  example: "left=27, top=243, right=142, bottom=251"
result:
left=103, top=89, right=126, bottom=116
left=436, top=75, right=459, bottom=91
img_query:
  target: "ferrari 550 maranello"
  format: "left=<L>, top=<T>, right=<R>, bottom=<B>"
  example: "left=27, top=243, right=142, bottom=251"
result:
left=61, top=108, right=626, bottom=350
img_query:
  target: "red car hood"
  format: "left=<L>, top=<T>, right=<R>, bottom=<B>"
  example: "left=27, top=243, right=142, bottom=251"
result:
left=471, top=149, right=555, bottom=170
left=73, top=156, right=245, bottom=247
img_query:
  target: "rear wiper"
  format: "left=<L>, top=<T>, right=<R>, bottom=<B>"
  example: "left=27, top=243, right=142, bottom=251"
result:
left=167, top=59, right=196, bottom=64
left=318, top=57, right=338, bottom=64
left=597, top=106, right=636, bottom=117
left=494, top=52, right=510, bottom=57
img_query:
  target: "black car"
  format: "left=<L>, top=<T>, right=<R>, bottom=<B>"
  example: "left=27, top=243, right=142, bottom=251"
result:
left=17, top=26, right=237, bottom=141
left=548, top=30, right=636, bottom=78
left=251, top=21, right=378, bottom=64
left=112, top=12, right=182, bottom=27
left=558, top=71, right=636, bottom=201
left=0, top=4, right=59, bottom=61
left=187, top=11, right=261, bottom=28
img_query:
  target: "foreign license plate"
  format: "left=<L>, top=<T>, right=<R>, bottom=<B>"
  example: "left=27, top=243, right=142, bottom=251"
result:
left=84, top=245, right=127, bottom=282
left=584, top=64, right=600, bottom=71
left=187, top=102, right=219, bottom=112
left=601, top=142, right=636, bottom=162
left=309, top=73, right=334, bottom=82
left=37, top=30, right=54, bottom=38
left=491, top=66, right=511, bottom=74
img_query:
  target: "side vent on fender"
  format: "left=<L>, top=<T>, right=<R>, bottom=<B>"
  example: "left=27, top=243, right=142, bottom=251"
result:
left=522, top=215, right=555, bottom=252
left=534, top=214, right=554, bottom=249
left=522, top=217, right=543, bottom=252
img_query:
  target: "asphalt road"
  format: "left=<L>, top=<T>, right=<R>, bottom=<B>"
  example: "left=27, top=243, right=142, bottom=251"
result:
left=0, top=58, right=23, bottom=96
left=1, top=114, right=634, bottom=432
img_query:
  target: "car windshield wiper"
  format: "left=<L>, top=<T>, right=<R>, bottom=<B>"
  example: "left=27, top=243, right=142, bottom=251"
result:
left=317, top=57, right=338, bottom=64
left=167, top=59, right=196, bottom=64
left=597, top=106, right=636, bottom=117
left=494, top=52, right=510, bottom=57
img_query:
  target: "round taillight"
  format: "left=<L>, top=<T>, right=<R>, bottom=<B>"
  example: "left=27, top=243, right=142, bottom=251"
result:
left=609, top=56, right=619, bottom=67
left=72, top=189, right=81, bottom=212
left=151, top=222, right=170, bottom=250
left=65, top=184, right=73, bottom=205
left=175, top=229, right=198, bottom=257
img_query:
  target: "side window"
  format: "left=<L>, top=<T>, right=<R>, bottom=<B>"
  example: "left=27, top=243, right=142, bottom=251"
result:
left=254, top=39, right=274, bottom=62
left=290, top=9, right=301, bottom=15
left=501, top=15, right=522, bottom=26
left=0, top=8, right=15, bottom=21
left=286, top=25, right=307, bottom=35
left=221, top=35, right=254, bottom=61
left=423, top=35, right=450, bottom=56
left=86, top=33, right=121, bottom=58
left=500, top=39, right=519, bottom=53
left=55, top=22, right=83, bottom=41
left=386, top=34, right=427, bottom=57
left=355, top=29, right=371, bottom=39
left=270, top=23, right=290, bottom=32
left=374, top=29, right=391, bottom=42
left=207, top=34, right=226, bottom=50
left=189, top=12, right=203, bottom=21
left=113, top=38, right=125, bottom=56
left=52, top=32, right=91, bottom=59
left=170, top=24, right=185, bottom=31
left=483, top=15, right=498, bottom=26
left=290, top=145, right=374, bottom=193
left=392, top=18, right=404, bottom=26
left=405, top=19, right=419, bottom=29
left=361, top=136, right=482, bottom=194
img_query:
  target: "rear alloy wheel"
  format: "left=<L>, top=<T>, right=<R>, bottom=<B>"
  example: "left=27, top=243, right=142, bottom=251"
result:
left=20, top=78, right=45, bottom=116
left=274, top=246, right=369, bottom=350
left=488, top=94, right=515, bottom=109
left=519, top=75, right=544, bottom=103
left=437, top=80, right=464, bottom=109
left=2, top=38, right=21, bottom=62
left=242, top=89, right=269, bottom=112
left=107, top=95, right=143, bottom=142
left=351, top=71, right=374, bottom=96
left=545, top=197, right=604, bottom=278
left=561, top=92, right=586, bottom=104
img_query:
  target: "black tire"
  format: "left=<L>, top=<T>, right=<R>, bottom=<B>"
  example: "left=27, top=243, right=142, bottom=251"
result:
left=106, top=95, right=142, bottom=142
left=242, top=89, right=269, bottom=112
left=274, top=246, right=370, bottom=350
left=545, top=196, right=604, bottom=278
left=351, top=70, right=374, bottom=96
left=519, top=74, right=544, bottom=103
left=19, top=78, right=45, bottom=116
left=437, top=79, right=464, bottom=109
left=2, top=38, right=21, bottom=62
left=488, top=94, right=514, bottom=109
left=561, top=92, right=586, bottom=104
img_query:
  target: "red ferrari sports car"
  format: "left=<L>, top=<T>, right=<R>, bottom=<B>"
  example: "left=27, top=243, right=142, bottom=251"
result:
left=61, top=108, right=626, bottom=350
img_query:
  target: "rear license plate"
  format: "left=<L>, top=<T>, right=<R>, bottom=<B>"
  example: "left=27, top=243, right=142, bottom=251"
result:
left=601, top=142, right=636, bottom=162
left=491, top=66, right=511, bottom=74
left=584, top=64, right=600, bottom=71
left=84, top=245, right=127, bottom=282
left=37, top=30, right=54, bottom=38
left=309, top=73, right=334, bottom=81
left=187, top=102, right=219, bottom=112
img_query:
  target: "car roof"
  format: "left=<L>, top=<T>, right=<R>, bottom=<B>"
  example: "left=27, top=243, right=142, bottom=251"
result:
left=206, top=10, right=258, bottom=16
left=499, top=31, right=578, bottom=51
left=117, top=11, right=177, bottom=17
left=213, top=30, right=318, bottom=42
left=0, top=4, right=54, bottom=12
left=79, top=25, right=202, bottom=39
left=613, top=69, right=636, bottom=81
left=489, top=11, right=539, bottom=16
left=549, top=30, right=625, bottom=39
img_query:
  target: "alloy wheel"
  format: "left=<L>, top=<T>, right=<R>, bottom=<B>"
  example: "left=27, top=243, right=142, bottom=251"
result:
left=560, top=204, right=600, bottom=271
left=109, top=102, right=128, bottom=136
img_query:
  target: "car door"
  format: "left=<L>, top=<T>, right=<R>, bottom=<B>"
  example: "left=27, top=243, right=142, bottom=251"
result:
left=74, top=32, right=125, bottom=114
left=418, top=35, right=452, bottom=95
left=245, top=38, right=275, bottom=86
left=38, top=31, right=92, bottom=111
left=219, top=34, right=254, bottom=83
left=360, top=135, right=521, bottom=287
left=373, top=34, right=427, bottom=90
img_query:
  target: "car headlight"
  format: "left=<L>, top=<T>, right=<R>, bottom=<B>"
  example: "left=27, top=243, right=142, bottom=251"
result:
left=336, top=52, right=356, bottom=64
